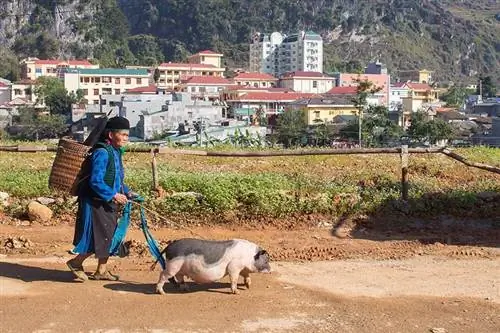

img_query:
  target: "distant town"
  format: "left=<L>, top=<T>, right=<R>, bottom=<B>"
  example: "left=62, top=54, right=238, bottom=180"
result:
left=0, top=30, right=498, bottom=147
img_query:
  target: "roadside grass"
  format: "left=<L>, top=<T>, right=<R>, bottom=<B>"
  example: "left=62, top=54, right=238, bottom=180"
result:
left=0, top=146, right=498, bottom=221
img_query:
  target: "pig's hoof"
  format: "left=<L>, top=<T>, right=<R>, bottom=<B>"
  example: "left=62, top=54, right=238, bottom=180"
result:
left=231, top=288, right=240, bottom=295
left=156, top=285, right=166, bottom=295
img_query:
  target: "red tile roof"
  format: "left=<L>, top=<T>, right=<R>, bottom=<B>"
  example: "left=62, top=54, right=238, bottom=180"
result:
left=125, top=84, right=158, bottom=94
left=225, top=86, right=292, bottom=92
left=281, top=71, right=328, bottom=78
left=327, top=86, right=358, bottom=94
left=406, top=83, right=432, bottom=90
left=34, top=59, right=93, bottom=66
left=182, top=76, right=232, bottom=85
left=233, top=72, right=277, bottom=81
left=196, top=50, right=222, bottom=55
left=0, top=81, right=9, bottom=87
left=159, top=62, right=218, bottom=69
left=232, top=92, right=315, bottom=102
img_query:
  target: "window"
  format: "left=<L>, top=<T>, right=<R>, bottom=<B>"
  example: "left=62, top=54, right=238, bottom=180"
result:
left=102, top=77, right=112, bottom=83
left=83, top=89, right=88, bottom=96
left=93, top=100, right=99, bottom=104
left=199, top=87, right=206, bottom=93
left=14, top=89, right=22, bottom=96
left=115, top=89, right=121, bottom=95
left=312, top=81, right=318, bottom=88
left=201, top=56, right=205, bottom=61
left=166, top=71, right=172, bottom=75
left=93, top=89, right=99, bottom=95
left=115, top=78, right=121, bottom=84
left=126, top=78, right=131, bottom=84
left=314, top=111, right=321, bottom=119
left=136, top=78, right=142, bottom=84
left=191, top=87, right=196, bottom=92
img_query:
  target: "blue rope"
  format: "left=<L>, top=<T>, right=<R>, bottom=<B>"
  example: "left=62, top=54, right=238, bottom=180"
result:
left=109, top=196, right=166, bottom=270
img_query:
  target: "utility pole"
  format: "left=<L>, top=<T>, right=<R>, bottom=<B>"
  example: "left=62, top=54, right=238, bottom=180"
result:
left=358, top=110, right=362, bottom=148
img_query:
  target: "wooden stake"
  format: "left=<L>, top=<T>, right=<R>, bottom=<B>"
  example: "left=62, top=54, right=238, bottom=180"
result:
left=401, top=145, right=409, bottom=201
left=151, top=149, right=159, bottom=190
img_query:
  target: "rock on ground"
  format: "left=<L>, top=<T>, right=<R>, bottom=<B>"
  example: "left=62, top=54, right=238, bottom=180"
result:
left=27, top=201, right=53, bottom=223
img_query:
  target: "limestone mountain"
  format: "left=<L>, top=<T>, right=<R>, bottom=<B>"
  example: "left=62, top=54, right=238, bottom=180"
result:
left=0, top=0, right=499, bottom=83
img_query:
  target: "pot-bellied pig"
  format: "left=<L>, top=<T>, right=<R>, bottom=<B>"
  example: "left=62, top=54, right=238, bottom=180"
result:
left=154, top=238, right=271, bottom=295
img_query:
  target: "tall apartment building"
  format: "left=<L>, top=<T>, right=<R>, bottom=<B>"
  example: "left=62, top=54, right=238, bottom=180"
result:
left=249, top=31, right=323, bottom=77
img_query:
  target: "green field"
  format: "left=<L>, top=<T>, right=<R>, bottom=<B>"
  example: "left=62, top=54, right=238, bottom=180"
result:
left=0, top=146, right=499, bottom=223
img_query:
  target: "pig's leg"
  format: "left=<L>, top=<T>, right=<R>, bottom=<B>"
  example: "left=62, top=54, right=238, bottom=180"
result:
left=156, top=260, right=182, bottom=295
left=175, top=273, right=189, bottom=291
left=241, top=270, right=251, bottom=289
left=227, top=263, right=241, bottom=294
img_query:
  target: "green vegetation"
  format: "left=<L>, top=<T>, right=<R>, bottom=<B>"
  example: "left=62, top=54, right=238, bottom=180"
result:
left=0, top=147, right=498, bottom=223
left=1, top=0, right=498, bottom=82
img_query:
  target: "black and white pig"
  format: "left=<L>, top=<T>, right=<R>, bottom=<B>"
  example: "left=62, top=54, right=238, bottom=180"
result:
left=154, top=238, right=271, bottom=295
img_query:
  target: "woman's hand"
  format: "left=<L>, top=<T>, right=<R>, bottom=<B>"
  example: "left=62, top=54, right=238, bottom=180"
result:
left=113, top=193, right=128, bottom=204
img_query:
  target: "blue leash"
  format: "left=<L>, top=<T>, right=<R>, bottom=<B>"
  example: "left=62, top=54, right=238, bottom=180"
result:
left=109, top=196, right=166, bottom=270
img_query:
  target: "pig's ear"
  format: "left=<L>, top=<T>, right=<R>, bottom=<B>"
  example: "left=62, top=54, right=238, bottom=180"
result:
left=254, top=249, right=268, bottom=260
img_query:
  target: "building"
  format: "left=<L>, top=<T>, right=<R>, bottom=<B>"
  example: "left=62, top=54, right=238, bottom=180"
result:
left=188, top=50, right=224, bottom=68
left=334, top=73, right=391, bottom=106
left=180, top=76, right=235, bottom=101
left=0, top=79, right=11, bottom=105
left=20, top=58, right=99, bottom=80
left=364, top=61, right=388, bottom=75
left=401, top=82, right=440, bottom=113
left=136, top=92, right=224, bottom=140
left=289, top=95, right=357, bottom=125
left=156, top=63, right=225, bottom=90
left=389, top=83, right=410, bottom=111
left=225, top=91, right=313, bottom=118
left=11, top=79, right=38, bottom=103
left=233, top=72, right=278, bottom=88
left=279, top=71, right=334, bottom=94
left=76, top=93, right=173, bottom=132
left=64, top=68, right=151, bottom=105
left=397, top=69, right=433, bottom=84
left=249, top=31, right=323, bottom=77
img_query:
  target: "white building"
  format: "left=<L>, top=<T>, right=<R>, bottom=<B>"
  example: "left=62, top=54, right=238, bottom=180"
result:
left=249, top=31, right=323, bottom=77
left=279, top=71, right=334, bottom=94
left=64, top=68, right=151, bottom=105
left=389, top=83, right=410, bottom=111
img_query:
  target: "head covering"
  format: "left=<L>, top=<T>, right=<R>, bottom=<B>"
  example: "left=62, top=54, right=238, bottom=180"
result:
left=105, top=116, right=130, bottom=131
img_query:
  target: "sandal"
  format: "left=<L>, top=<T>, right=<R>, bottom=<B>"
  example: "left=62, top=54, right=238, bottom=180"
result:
left=88, top=271, right=120, bottom=281
left=66, top=260, right=88, bottom=282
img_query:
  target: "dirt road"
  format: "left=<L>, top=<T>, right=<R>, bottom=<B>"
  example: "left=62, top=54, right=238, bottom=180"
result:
left=1, top=224, right=499, bottom=333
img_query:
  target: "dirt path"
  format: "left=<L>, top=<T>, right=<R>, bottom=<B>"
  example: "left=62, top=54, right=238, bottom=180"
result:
left=1, top=224, right=499, bottom=332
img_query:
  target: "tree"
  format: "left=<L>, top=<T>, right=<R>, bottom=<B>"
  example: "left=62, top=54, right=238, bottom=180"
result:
left=476, top=75, right=497, bottom=98
left=128, top=34, right=164, bottom=66
left=441, top=85, right=468, bottom=107
left=34, top=77, right=80, bottom=116
left=351, top=77, right=383, bottom=146
left=407, top=111, right=455, bottom=145
left=11, top=107, right=68, bottom=140
left=340, top=105, right=403, bottom=147
left=0, top=47, right=21, bottom=82
left=276, top=109, right=307, bottom=148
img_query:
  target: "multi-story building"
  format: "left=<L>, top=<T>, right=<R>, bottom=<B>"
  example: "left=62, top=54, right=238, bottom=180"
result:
left=188, top=50, right=224, bottom=68
left=279, top=71, right=334, bottom=94
left=156, top=63, right=225, bottom=90
left=333, top=73, right=391, bottom=106
left=180, top=76, right=235, bottom=101
left=20, top=58, right=99, bottom=80
left=389, top=83, right=410, bottom=111
left=64, top=68, right=151, bottom=105
left=249, top=31, right=323, bottom=77
left=397, top=69, right=433, bottom=84
left=0, top=79, right=11, bottom=105
left=233, top=72, right=278, bottom=88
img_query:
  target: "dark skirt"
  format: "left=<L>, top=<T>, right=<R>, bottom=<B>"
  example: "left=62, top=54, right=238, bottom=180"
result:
left=72, top=197, right=119, bottom=258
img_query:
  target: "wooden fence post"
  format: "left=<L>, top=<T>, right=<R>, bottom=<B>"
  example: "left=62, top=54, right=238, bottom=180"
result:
left=151, top=149, right=159, bottom=190
left=400, top=145, right=409, bottom=201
